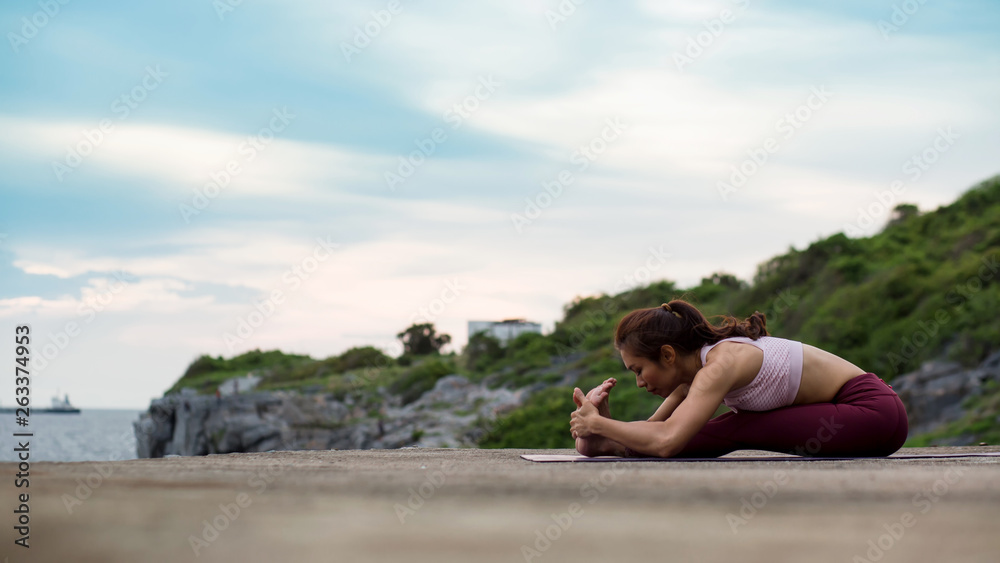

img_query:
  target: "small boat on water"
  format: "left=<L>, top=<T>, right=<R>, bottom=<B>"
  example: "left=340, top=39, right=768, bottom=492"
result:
left=43, top=394, right=81, bottom=414
left=0, top=393, right=81, bottom=414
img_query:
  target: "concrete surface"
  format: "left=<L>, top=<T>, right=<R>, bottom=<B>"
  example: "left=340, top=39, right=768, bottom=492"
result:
left=2, top=446, right=999, bottom=563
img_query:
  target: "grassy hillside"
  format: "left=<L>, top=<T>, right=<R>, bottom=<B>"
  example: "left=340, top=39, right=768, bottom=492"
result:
left=167, top=175, right=1000, bottom=448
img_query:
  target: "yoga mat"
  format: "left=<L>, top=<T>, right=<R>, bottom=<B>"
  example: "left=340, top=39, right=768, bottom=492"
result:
left=521, top=452, right=1000, bottom=463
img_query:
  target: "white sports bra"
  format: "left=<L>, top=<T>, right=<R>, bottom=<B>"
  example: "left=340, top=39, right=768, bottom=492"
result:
left=699, top=336, right=804, bottom=412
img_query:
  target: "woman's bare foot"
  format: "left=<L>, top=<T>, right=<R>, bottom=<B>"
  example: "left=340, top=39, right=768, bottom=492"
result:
left=575, top=434, right=614, bottom=457
left=585, top=378, right=616, bottom=418
left=574, top=378, right=618, bottom=456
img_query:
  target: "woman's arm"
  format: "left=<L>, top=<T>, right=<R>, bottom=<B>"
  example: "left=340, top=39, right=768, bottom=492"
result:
left=587, top=379, right=727, bottom=457
left=572, top=348, right=745, bottom=457
left=646, top=384, right=690, bottom=422
left=577, top=385, right=688, bottom=456
left=591, top=385, right=687, bottom=456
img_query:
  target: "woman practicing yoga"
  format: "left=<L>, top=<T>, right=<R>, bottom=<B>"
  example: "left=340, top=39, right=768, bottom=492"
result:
left=569, top=299, right=909, bottom=458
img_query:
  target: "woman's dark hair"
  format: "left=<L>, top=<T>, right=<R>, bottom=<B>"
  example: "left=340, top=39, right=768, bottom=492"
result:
left=613, top=299, right=768, bottom=360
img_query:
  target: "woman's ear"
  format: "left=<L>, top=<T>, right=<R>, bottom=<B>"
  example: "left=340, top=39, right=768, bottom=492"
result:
left=659, top=344, right=676, bottom=365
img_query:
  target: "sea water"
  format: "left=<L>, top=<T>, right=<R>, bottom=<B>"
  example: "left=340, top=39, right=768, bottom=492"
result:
left=0, top=408, right=143, bottom=462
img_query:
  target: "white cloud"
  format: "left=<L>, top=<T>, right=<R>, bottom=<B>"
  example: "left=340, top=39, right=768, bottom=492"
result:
left=0, top=277, right=214, bottom=320
left=0, top=116, right=389, bottom=197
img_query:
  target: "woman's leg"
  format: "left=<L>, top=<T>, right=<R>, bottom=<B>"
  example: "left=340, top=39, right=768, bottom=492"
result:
left=674, top=373, right=909, bottom=458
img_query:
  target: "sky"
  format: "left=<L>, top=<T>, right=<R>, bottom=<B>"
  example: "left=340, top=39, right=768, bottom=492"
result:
left=1, top=0, right=998, bottom=409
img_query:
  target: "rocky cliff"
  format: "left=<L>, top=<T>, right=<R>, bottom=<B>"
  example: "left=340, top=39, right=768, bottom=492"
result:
left=133, top=374, right=528, bottom=457
left=892, top=350, right=1000, bottom=439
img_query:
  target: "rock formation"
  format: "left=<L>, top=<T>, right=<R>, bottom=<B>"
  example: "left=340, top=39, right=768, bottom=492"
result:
left=892, top=350, right=1000, bottom=440
left=134, top=374, right=527, bottom=458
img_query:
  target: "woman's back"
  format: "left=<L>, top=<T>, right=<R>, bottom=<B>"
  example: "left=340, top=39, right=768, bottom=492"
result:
left=798, top=343, right=867, bottom=403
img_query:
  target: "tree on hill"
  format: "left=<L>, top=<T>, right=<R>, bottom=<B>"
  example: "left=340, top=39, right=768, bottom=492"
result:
left=396, top=323, right=451, bottom=356
left=887, top=203, right=920, bottom=228
left=463, top=330, right=505, bottom=371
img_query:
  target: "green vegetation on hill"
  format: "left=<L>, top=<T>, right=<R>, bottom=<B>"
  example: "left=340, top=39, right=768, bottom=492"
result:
left=167, top=175, right=1000, bottom=449
left=167, top=349, right=313, bottom=395
left=168, top=317, right=461, bottom=400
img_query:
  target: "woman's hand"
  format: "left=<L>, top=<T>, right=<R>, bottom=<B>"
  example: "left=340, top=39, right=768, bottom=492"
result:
left=570, top=388, right=601, bottom=439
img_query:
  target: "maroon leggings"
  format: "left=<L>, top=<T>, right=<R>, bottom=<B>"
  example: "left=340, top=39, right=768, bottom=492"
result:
left=675, top=373, right=909, bottom=457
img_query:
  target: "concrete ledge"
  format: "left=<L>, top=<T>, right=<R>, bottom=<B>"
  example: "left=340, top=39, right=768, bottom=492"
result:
left=3, top=446, right=999, bottom=562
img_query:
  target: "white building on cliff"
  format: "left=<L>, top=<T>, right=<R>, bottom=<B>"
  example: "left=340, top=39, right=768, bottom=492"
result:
left=468, top=318, right=542, bottom=345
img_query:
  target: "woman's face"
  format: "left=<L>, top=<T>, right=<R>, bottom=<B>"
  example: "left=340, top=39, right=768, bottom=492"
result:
left=619, top=345, right=681, bottom=398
